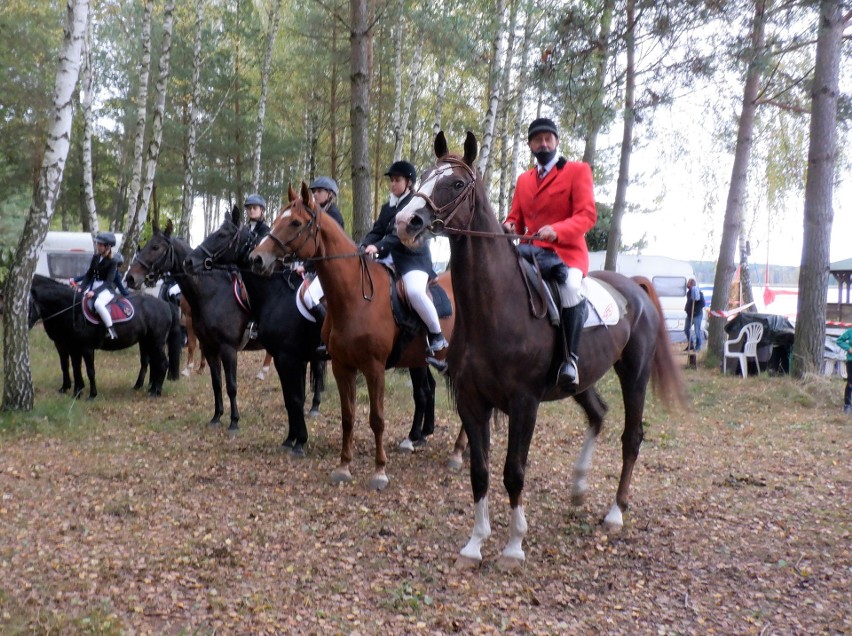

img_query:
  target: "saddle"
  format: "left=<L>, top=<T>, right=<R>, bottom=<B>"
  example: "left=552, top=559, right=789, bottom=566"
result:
left=82, top=296, right=135, bottom=325
left=231, top=272, right=251, bottom=313
left=516, top=246, right=624, bottom=328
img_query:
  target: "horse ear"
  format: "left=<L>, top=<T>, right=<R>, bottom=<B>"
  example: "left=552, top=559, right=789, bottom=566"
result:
left=463, top=131, right=478, bottom=166
left=435, top=131, right=448, bottom=159
left=288, top=183, right=297, bottom=202
left=164, top=219, right=173, bottom=238
left=231, top=204, right=241, bottom=226
left=300, top=181, right=312, bottom=205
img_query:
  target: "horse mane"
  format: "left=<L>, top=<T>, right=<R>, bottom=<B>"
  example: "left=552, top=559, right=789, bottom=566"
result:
left=32, top=274, right=70, bottom=289
left=632, top=275, right=688, bottom=412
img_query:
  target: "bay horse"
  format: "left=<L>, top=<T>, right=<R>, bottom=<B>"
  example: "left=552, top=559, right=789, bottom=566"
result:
left=250, top=183, right=466, bottom=489
left=395, top=132, right=686, bottom=569
left=28, top=275, right=182, bottom=398
left=182, top=206, right=328, bottom=457
left=125, top=220, right=271, bottom=431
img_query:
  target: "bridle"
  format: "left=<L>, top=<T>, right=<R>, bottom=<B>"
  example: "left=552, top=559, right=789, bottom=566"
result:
left=412, top=156, right=477, bottom=235
left=131, top=235, right=177, bottom=284
left=265, top=200, right=321, bottom=259
left=196, top=223, right=255, bottom=271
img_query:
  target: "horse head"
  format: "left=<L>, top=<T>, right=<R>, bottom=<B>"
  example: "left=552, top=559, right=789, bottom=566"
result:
left=396, top=131, right=479, bottom=249
left=250, top=182, right=318, bottom=276
left=184, top=205, right=253, bottom=273
left=126, top=219, right=179, bottom=290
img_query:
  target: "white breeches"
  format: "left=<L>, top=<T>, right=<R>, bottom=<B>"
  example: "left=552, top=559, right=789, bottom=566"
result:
left=403, top=270, right=441, bottom=334
left=93, top=289, right=115, bottom=327
left=303, top=275, right=324, bottom=311
left=558, top=267, right=585, bottom=308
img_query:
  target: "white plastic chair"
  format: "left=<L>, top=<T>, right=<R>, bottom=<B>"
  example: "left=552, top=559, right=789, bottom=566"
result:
left=723, top=323, right=764, bottom=378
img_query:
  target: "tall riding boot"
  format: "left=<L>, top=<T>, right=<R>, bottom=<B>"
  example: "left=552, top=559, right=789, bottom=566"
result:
left=557, top=300, right=587, bottom=393
left=308, top=303, right=330, bottom=359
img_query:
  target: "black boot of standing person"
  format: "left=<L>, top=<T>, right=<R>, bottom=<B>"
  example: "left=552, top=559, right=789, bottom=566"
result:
left=557, top=300, right=587, bottom=392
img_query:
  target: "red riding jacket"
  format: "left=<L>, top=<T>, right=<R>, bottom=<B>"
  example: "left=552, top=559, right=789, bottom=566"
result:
left=506, top=157, right=597, bottom=275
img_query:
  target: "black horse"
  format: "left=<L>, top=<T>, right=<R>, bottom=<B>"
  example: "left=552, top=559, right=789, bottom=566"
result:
left=182, top=206, right=332, bottom=456
left=126, top=220, right=323, bottom=434
left=28, top=275, right=182, bottom=398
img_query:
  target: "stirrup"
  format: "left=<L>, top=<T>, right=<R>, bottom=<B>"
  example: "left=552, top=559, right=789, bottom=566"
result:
left=557, top=358, right=579, bottom=391
left=427, top=332, right=448, bottom=353
left=106, top=327, right=118, bottom=340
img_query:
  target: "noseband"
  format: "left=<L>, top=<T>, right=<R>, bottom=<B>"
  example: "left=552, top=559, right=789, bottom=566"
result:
left=132, top=238, right=176, bottom=284
left=266, top=202, right=321, bottom=259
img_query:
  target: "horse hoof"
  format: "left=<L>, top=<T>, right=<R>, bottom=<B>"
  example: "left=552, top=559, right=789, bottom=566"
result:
left=453, top=555, right=481, bottom=570
left=208, top=419, right=221, bottom=428
left=602, top=520, right=624, bottom=534
left=282, top=438, right=295, bottom=449
left=571, top=493, right=586, bottom=507
left=602, top=505, right=624, bottom=534
left=496, top=555, right=525, bottom=572
left=413, top=437, right=428, bottom=448
left=57, top=387, right=68, bottom=394
left=289, top=444, right=306, bottom=459
left=147, top=391, right=161, bottom=398
left=447, top=454, right=464, bottom=472
left=330, top=468, right=353, bottom=485
left=86, top=395, right=97, bottom=401
left=368, top=473, right=389, bottom=491
left=133, top=384, right=143, bottom=391
left=308, top=408, right=320, bottom=418
left=181, top=368, right=190, bottom=377
left=398, top=438, right=414, bottom=453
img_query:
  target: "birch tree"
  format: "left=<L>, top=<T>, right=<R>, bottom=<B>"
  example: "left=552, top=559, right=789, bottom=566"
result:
left=477, top=0, right=508, bottom=184
left=350, top=0, right=373, bottom=242
left=707, top=0, right=768, bottom=359
left=178, top=0, right=205, bottom=239
left=122, top=0, right=175, bottom=265
left=791, top=0, right=846, bottom=378
left=80, top=14, right=98, bottom=233
left=3, top=0, right=89, bottom=411
left=251, top=0, right=283, bottom=192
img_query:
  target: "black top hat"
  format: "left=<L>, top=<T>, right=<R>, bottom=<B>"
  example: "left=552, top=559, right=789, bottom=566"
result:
left=527, top=117, right=559, bottom=140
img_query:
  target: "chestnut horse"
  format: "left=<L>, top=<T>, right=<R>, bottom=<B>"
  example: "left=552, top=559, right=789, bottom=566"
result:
left=395, top=132, right=686, bottom=569
left=250, top=184, right=466, bottom=489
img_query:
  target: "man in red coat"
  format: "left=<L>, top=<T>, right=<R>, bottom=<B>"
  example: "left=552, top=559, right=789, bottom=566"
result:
left=503, top=117, right=597, bottom=391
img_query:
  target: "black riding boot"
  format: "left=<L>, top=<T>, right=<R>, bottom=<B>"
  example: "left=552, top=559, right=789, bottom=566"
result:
left=309, top=304, right=330, bottom=359
left=557, top=300, right=587, bottom=393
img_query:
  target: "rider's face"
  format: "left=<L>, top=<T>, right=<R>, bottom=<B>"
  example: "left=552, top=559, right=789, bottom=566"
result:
left=388, top=175, right=409, bottom=198
left=527, top=131, right=558, bottom=154
left=245, top=204, right=264, bottom=221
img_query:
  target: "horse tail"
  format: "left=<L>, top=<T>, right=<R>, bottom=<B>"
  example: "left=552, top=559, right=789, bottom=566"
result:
left=166, top=301, right=183, bottom=381
left=632, top=275, right=688, bottom=412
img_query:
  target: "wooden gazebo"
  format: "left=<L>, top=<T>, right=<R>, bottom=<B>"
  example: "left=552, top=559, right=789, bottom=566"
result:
left=829, top=257, right=852, bottom=324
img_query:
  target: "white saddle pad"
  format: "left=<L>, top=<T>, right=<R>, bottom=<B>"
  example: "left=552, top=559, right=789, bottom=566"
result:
left=583, top=277, right=620, bottom=327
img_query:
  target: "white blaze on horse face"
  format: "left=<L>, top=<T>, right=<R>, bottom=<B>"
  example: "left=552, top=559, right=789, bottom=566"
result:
left=396, top=162, right=455, bottom=232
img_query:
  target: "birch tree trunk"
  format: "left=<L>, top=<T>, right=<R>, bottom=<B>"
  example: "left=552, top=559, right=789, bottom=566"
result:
left=432, top=68, right=446, bottom=136
left=477, top=0, right=507, bottom=186
left=122, top=0, right=175, bottom=264
left=179, top=0, right=204, bottom=239
left=3, top=0, right=89, bottom=411
left=792, top=0, right=844, bottom=378
left=251, top=0, right=282, bottom=192
left=508, top=7, right=533, bottom=209
left=80, top=14, right=97, bottom=233
left=350, top=0, right=373, bottom=242
left=707, top=0, right=767, bottom=360
left=604, top=0, right=635, bottom=272
left=497, top=0, right=518, bottom=216
left=123, top=0, right=152, bottom=249
left=391, top=3, right=404, bottom=162
left=396, top=40, right=423, bottom=161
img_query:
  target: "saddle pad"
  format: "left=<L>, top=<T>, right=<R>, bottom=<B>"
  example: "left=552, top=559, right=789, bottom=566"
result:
left=82, top=296, right=135, bottom=325
left=583, top=277, right=623, bottom=327
left=429, top=283, right=452, bottom=319
left=296, top=279, right=315, bottom=322
left=232, top=273, right=251, bottom=313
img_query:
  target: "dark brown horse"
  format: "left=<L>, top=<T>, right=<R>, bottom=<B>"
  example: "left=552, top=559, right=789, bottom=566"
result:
left=395, top=132, right=686, bottom=569
left=250, top=183, right=466, bottom=489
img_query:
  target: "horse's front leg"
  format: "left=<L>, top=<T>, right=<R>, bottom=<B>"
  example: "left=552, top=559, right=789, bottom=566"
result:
left=70, top=351, right=85, bottom=398
left=276, top=355, right=308, bottom=457
left=308, top=359, right=325, bottom=417
left=456, top=399, right=493, bottom=569
left=82, top=350, right=97, bottom=400
left=364, top=362, right=388, bottom=491
left=57, top=349, right=72, bottom=393
left=400, top=367, right=427, bottom=452
left=203, top=348, right=224, bottom=426
left=134, top=347, right=148, bottom=390
left=330, top=361, right=357, bottom=484
left=220, top=346, right=240, bottom=432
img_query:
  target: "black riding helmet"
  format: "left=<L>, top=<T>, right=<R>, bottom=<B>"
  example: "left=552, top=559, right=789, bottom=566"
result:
left=384, top=160, right=417, bottom=185
left=94, top=231, right=116, bottom=247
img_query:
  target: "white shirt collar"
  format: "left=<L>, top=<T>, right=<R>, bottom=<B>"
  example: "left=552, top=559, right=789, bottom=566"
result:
left=537, top=156, right=559, bottom=177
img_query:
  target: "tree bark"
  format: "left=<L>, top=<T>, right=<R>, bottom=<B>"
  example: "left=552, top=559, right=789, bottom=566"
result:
left=3, top=0, right=89, bottom=411
left=707, top=0, right=767, bottom=360
left=396, top=40, right=423, bottom=162
left=581, top=0, right=615, bottom=169
left=122, top=0, right=152, bottom=252
left=477, top=0, right=508, bottom=187
left=391, top=2, right=404, bottom=162
left=350, top=0, right=373, bottom=242
left=80, top=13, right=97, bottom=233
left=179, top=0, right=204, bottom=239
left=792, top=0, right=844, bottom=378
left=497, top=0, right=518, bottom=216
left=251, top=0, right=282, bottom=192
left=604, top=0, right=635, bottom=272
left=508, top=7, right=533, bottom=211
left=122, top=0, right=175, bottom=265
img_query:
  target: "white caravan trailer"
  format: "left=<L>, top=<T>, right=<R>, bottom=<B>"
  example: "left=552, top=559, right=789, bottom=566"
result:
left=35, top=232, right=125, bottom=281
left=587, top=251, right=697, bottom=343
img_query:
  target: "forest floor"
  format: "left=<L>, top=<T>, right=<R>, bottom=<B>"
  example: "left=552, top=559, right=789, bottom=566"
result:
left=0, top=327, right=849, bottom=635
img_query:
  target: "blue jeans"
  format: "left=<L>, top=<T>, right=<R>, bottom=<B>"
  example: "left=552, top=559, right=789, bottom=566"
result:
left=685, top=314, right=703, bottom=350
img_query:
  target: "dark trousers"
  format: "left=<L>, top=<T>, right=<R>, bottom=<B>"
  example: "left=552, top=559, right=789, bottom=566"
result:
left=845, top=361, right=852, bottom=406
